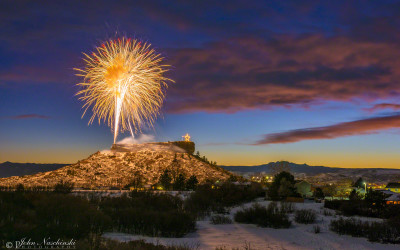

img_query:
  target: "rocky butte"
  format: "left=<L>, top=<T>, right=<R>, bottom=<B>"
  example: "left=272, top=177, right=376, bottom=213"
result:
left=0, top=141, right=232, bottom=189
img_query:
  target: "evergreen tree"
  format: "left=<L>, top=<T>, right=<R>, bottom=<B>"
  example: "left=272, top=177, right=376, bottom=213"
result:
left=127, top=171, right=143, bottom=189
left=54, top=181, right=74, bottom=194
left=267, top=171, right=297, bottom=200
left=185, top=175, right=198, bottom=190
left=349, top=189, right=362, bottom=201
left=15, top=183, right=25, bottom=192
left=159, top=169, right=172, bottom=190
left=173, top=174, right=186, bottom=190
left=278, top=178, right=297, bottom=198
left=353, top=177, right=365, bottom=188
left=365, top=188, right=387, bottom=208
left=314, top=187, right=325, bottom=199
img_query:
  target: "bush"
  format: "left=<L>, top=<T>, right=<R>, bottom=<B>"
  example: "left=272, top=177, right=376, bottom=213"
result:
left=99, top=192, right=196, bottom=237
left=324, top=199, right=400, bottom=219
left=295, top=209, right=317, bottom=224
left=210, top=215, right=232, bottom=224
left=234, top=203, right=291, bottom=228
left=313, top=225, right=321, bottom=234
left=0, top=192, right=111, bottom=245
left=324, top=200, right=342, bottom=210
left=0, top=190, right=197, bottom=246
left=322, top=209, right=333, bottom=216
left=184, top=182, right=264, bottom=218
left=279, top=202, right=296, bottom=214
left=330, top=217, right=400, bottom=244
left=77, top=238, right=198, bottom=250
left=53, top=181, right=74, bottom=193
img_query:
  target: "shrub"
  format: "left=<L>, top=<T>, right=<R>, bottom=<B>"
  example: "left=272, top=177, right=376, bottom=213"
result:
left=0, top=192, right=111, bottom=245
left=313, top=225, right=321, bottom=234
left=234, top=203, right=291, bottom=228
left=53, top=181, right=74, bottom=193
left=330, top=217, right=400, bottom=244
left=184, top=182, right=264, bottom=218
left=211, top=215, right=232, bottom=224
left=322, top=209, right=333, bottom=216
left=77, top=238, right=198, bottom=250
left=99, top=192, right=196, bottom=237
left=295, top=209, right=317, bottom=224
left=324, top=200, right=342, bottom=210
left=279, top=202, right=296, bottom=214
left=324, top=199, right=400, bottom=219
left=185, top=175, right=198, bottom=190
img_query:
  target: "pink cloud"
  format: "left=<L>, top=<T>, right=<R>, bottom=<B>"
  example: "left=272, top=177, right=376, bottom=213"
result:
left=254, top=113, right=400, bottom=144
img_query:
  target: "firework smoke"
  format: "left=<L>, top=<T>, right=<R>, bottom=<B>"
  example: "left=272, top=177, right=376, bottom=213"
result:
left=75, top=38, right=173, bottom=143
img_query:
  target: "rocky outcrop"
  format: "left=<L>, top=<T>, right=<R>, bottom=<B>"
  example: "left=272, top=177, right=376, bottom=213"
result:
left=0, top=143, right=232, bottom=189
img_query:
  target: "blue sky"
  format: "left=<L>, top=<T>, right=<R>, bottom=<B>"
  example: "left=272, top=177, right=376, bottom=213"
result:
left=1, top=0, right=400, bottom=168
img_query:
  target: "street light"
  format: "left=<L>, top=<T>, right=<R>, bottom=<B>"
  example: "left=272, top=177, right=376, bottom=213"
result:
left=363, top=182, right=367, bottom=198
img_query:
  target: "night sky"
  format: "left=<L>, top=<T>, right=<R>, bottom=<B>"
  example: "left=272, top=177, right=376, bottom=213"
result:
left=1, top=1, right=400, bottom=168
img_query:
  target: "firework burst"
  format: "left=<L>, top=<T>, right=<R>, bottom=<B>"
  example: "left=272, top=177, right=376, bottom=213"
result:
left=75, top=38, right=173, bottom=143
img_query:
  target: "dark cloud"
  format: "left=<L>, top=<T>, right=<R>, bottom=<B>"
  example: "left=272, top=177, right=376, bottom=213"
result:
left=254, top=113, right=400, bottom=145
left=166, top=35, right=400, bottom=113
left=2, top=1, right=400, bottom=114
left=8, top=114, right=50, bottom=120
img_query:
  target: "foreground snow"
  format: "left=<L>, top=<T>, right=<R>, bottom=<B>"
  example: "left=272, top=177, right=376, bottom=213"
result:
left=104, top=199, right=397, bottom=250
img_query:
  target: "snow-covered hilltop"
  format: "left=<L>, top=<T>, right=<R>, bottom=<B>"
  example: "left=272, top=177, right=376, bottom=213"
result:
left=0, top=142, right=232, bottom=189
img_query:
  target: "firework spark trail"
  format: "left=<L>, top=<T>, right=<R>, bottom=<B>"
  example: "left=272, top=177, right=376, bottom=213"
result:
left=75, top=38, right=173, bottom=143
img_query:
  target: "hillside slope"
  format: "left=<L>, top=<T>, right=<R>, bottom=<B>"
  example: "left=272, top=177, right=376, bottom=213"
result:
left=0, top=144, right=232, bottom=189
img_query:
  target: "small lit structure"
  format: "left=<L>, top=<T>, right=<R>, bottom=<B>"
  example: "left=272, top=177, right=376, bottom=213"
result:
left=379, top=190, right=400, bottom=205
left=295, top=180, right=313, bottom=198
left=385, top=182, right=400, bottom=193
left=182, top=133, right=191, bottom=142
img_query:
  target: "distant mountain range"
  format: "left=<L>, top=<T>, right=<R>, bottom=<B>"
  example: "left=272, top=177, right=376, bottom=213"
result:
left=0, top=162, right=69, bottom=178
left=220, top=161, right=400, bottom=176
left=220, top=161, right=342, bottom=175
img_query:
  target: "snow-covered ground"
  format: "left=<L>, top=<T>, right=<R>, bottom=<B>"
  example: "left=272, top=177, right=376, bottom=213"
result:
left=104, top=199, right=398, bottom=250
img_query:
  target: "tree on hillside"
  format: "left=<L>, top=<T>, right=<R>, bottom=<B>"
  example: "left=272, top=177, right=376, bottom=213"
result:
left=186, top=175, right=198, bottom=190
left=321, top=184, right=337, bottom=197
left=170, top=154, right=180, bottom=181
left=353, top=177, right=365, bottom=188
left=127, top=171, right=144, bottom=189
left=314, top=187, right=325, bottom=199
left=159, top=169, right=172, bottom=190
left=173, top=174, right=186, bottom=191
left=15, top=184, right=25, bottom=192
left=267, top=171, right=298, bottom=200
left=278, top=178, right=296, bottom=198
left=365, top=188, right=388, bottom=208
left=54, top=181, right=74, bottom=194
left=349, top=189, right=362, bottom=201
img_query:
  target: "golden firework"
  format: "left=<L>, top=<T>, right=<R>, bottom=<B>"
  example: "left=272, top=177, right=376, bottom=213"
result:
left=75, top=38, right=173, bottom=143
